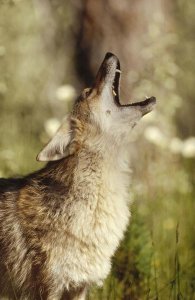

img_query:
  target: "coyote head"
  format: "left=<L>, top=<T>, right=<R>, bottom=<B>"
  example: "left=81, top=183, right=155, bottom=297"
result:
left=37, top=52, right=156, bottom=161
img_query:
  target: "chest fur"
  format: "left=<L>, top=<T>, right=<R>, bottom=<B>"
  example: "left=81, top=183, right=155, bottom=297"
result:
left=68, top=153, right=131, bottom=241
left=48, top=152, right=131, bottom=286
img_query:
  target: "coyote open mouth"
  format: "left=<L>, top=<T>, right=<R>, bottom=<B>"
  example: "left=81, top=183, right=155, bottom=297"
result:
left=95, top=52, right=156, bottom=115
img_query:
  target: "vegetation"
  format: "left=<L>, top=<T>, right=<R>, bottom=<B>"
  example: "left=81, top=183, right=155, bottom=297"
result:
left=89, top=189, right=195, bottom=299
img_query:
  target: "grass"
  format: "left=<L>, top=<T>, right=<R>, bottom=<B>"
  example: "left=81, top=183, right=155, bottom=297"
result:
left=89, top=189, right=195, bottom=299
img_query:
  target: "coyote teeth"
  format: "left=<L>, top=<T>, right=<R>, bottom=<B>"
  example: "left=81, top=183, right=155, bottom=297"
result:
left=112, top=89, right=117, bottom=96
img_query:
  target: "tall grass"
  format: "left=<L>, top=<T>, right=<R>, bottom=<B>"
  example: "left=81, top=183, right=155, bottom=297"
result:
left=89, top=188, right=195, bottom=299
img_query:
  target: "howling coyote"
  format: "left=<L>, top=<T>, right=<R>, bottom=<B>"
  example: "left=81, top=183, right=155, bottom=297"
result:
left=0, top=52, right=156, bottom=299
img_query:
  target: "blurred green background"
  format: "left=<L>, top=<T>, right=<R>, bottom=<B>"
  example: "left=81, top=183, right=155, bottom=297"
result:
left=0, top=0, right=194, bottom=299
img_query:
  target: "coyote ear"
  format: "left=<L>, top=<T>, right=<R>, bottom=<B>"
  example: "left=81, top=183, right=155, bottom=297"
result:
left=37, top=115, right=72, bottom=162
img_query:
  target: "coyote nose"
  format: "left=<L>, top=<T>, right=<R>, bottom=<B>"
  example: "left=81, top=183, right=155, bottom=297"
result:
left=105, top=52, right=115, bottom=60
left=104, top=52, right=119, bottom=64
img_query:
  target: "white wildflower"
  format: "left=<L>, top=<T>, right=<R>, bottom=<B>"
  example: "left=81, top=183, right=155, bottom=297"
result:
left=169, top=137, right=183, bottom=154
left=144, top=126, right=167, bottom=147
left=56, top=85, right=76, bottom=102
left=182, top=137, right=195, bottom=158
left=44, top=118, right=60, bottom=137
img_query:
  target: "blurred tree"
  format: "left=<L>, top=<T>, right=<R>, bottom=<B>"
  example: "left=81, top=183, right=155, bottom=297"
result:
left=73, top=0, right=188, bottom=194
left=74, top=0, right=170, bottom=100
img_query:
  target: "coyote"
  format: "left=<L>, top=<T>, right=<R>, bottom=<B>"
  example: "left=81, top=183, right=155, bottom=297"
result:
left=0, top=53, right=156, bottom=299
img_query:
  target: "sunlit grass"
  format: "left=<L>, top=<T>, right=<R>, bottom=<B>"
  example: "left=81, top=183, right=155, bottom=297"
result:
left=89, top=189, right=195, bottom=299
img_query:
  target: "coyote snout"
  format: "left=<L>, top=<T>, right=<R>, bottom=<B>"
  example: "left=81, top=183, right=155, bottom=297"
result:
left=0, top=52, right=156, bottom=300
